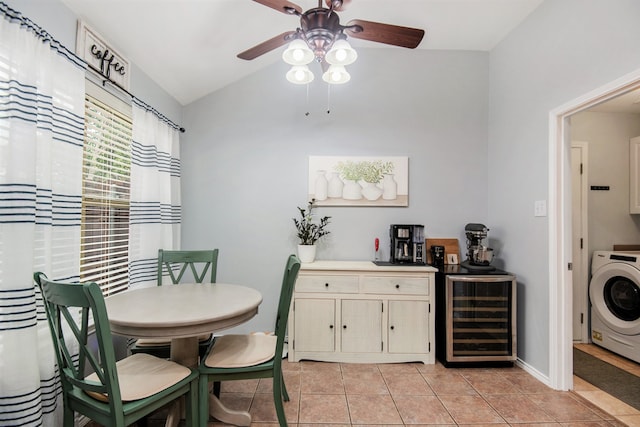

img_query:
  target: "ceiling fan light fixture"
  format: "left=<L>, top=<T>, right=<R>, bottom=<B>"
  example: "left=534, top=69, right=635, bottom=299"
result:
left=282, top=39, right=314, bottom=65
left=322, top=64, right=351, bottom=84
left=325, top=39, right=357, bottom=65
left=286, top=65, right=314, bottom=84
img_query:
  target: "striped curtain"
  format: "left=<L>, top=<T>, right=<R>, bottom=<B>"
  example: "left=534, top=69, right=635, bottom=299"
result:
left=0, top=3, right=86, bottom=427
left=128, top=99, right=181, bottom=288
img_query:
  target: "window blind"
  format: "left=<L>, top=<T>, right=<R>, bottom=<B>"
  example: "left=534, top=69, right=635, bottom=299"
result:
left=81, top=94, right=132, bottom=296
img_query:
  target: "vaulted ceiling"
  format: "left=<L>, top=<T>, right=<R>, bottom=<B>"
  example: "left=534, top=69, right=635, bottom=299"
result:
left=60, top=0, right=546, bottom=105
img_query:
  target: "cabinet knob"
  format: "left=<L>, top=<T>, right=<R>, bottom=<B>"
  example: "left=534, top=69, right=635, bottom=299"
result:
left=343, top=325, right=347, bottom=329
left=395, top=284, right=400, bottom=289
left=390, top=326, right=395, bottom=330
left=325, top=283, right=329, bottom=287
left=329, top=325, right=334, bottom=329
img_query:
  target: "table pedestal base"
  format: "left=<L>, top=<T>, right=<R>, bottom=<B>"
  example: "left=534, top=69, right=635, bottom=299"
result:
left=209, top=394, right=251, bottom=426
left=171, top=336, right=199, bottom=368
left=165, top=336, right=252, bottom=427
left=164, top=401, right=181, bottom=427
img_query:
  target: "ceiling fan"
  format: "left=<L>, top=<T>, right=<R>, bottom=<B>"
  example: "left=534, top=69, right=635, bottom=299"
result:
left=238, top=0, right=426, bottom=71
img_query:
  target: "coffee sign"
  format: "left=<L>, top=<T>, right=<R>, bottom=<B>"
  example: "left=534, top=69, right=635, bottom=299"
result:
left=76, top=21, right=130, bottom=90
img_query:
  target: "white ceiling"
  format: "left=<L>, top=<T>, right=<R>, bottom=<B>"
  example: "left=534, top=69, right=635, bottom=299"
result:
left=588, top=89, right=640, bottom=114
left=60, top=0, right=547, bottom=105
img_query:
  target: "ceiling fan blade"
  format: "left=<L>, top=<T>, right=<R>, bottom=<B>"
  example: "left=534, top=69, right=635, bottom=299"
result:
left=253, top=0, right=302, bottom=15
left=345, top=19, right=425, bottom=49
left=237, top=31, right=297, bottom=60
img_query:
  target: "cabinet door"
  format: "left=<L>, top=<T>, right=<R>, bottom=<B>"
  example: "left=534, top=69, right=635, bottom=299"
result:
left=388, top=300, right=429, bottom=353
left=341, top=300, right=382, bottom=353
left=294, top=299, right=335, bottom=352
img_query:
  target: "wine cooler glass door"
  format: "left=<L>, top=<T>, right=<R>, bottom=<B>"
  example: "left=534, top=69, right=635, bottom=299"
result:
left=446, top=275, right=517, bottom=362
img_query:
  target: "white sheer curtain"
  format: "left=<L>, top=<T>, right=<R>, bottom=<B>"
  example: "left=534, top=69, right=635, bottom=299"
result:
left=128, top=99, right=182, bottom=288
left=0, top=3, right=86, bottom=426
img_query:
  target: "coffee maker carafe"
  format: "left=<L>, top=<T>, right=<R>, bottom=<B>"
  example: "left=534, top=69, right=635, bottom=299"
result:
left=463, top=223, right=495, bottom=268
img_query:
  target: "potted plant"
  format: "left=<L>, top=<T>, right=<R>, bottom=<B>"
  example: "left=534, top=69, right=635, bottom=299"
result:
left=293, top=199, right=331, bottom=263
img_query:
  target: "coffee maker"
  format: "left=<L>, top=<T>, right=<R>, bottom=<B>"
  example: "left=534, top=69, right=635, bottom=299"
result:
left=389, top=224, right=426, bottom=264
left=462, top=223, right=495, bottom=270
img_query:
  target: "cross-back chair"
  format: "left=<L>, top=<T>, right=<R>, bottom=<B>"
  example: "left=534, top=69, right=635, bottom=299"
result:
left=197, top=254, right=301, bottom=427
left=130, top=249, right=219, bottom=359
left=157, top=249, right=219, bottom=285
left=33, top=272, right=198, bottom=427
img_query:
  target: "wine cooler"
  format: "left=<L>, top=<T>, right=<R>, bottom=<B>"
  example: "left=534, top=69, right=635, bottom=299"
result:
left=436, top=269, right=517, bottom=366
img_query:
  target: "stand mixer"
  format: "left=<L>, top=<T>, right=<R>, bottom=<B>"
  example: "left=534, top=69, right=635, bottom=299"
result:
left=462, top=223, right=495, bottom=270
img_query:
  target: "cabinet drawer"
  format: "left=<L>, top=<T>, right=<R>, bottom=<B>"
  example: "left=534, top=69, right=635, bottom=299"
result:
left=361, top=276, right=429, bottom=295
left=296, top=275, right=359, bottom=293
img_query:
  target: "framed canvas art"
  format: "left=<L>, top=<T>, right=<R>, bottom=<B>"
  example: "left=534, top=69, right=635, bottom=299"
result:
left=308, top=156, right=409, bottom=207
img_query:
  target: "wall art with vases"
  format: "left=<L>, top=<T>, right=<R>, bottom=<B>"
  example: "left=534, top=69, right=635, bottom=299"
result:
left=308, top=156, right=409, bottom=207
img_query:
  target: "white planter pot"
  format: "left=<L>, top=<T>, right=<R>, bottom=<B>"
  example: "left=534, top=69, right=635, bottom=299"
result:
left=297, top=244, right=317, bottom=263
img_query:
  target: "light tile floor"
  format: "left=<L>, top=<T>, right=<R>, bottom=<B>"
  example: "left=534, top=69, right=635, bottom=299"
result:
left=201, top=349, right=636, bottom=426
left=95, top=345, right=640, bottom=426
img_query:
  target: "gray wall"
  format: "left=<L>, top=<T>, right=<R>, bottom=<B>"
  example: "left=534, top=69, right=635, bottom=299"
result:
left=488, top=0, right=640, bottom=375
left=571, top=112, right=640, bottom=255
left=181, top=49, right=490, bottom=331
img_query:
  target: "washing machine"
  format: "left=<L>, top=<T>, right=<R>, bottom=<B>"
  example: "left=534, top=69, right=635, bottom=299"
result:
left=589, top=250, right=640, bottom=363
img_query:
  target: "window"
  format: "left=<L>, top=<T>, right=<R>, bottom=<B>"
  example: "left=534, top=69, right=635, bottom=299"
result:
left=80, top=83, right=132, bottom=296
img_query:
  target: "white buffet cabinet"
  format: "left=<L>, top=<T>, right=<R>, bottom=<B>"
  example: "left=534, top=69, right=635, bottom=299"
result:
left=288, top=260, right=437, bottom=364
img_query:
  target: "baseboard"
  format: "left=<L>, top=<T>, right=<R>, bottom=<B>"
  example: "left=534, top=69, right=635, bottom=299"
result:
left=515, top=357, right=552, bottom=388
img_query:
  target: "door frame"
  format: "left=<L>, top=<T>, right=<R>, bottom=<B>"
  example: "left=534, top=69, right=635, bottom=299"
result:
left=548, top=68, right=640, bottom=390
left=570, top=141, right=589, bottom=343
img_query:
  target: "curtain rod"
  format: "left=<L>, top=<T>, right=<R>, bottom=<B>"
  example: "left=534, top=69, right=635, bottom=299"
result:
left=89, top=64, right=186, bottom=133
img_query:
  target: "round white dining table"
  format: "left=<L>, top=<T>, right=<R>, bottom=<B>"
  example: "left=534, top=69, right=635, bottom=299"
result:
left=105, top=283, right=263, bottom=427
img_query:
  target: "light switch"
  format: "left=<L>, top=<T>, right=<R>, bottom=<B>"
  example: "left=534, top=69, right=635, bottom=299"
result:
left=534, top=200, right=547, bottom=217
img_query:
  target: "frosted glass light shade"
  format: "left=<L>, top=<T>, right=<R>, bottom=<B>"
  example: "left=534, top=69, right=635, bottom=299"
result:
left=322, top=65, right=350, bottom=84
left=286, top=65, right=314, bottom=84
left=325, top=39, right=357, bottom=65
left=282, top=39, right=314, bottom=65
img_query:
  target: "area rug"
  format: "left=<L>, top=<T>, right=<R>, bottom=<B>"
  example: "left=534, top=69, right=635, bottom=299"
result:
left=573, top=347, right=640, bottom=411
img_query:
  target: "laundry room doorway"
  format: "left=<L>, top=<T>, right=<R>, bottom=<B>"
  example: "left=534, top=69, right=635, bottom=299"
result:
left=549, top=67, right=640, bottom=390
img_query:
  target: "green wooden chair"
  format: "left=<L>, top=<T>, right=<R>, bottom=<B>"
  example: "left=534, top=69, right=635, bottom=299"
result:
left=197, top=254, right=301, bottom=427
left=129, top=249, right=219, bottom=359
left=156, top=249, right=219, bottom=286
left=33, top=272, right=199, bottom=427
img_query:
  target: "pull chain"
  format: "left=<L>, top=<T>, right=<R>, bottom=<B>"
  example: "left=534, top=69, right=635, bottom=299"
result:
left=305, top=83, right=310, bottom=116
left=326, top=83, right=331, bottom=114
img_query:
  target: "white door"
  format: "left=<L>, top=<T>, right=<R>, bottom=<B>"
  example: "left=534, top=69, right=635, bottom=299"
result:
left=571, top=142, right=589, bottom=342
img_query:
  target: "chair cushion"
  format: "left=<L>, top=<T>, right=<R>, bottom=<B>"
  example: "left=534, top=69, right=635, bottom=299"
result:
left=204, top=334, right=276, bottom=368
left=84, top=353, right=191, bottom=402
left=134, top=333, right=211, bottom=347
